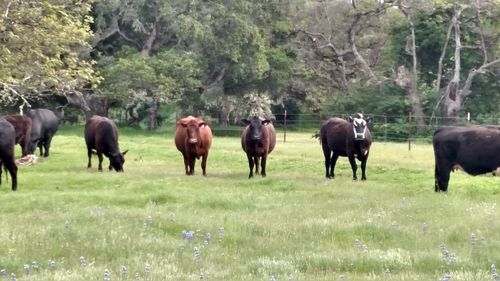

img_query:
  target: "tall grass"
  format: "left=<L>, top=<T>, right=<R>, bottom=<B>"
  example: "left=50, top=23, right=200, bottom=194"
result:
left=0, top=126, right=498, bottom=280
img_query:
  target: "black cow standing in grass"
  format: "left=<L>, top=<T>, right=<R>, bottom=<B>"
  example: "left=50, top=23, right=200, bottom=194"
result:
left=26, top=108, right=59, bottom=157
left=433, top=125, right=500, bottom=192
left=85, top=115, right=128, bottom=172
left=0, top=117, right=18, bottom=191
left=319, top=114, right=372, bottom=181
left=241, top=116, right=276, bottom=178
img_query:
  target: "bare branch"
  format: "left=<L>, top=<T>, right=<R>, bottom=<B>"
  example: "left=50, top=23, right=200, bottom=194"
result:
left=435, top=15, right=454, bottom=92
left=0, top=82, right=32, bottom=108
left=3, top=1, right=12, bottom=18
left=475, top=0, right=488, bottom=64
left=93, top=15, right=141, bottom=48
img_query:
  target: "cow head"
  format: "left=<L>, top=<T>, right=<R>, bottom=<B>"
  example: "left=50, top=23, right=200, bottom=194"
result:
left=109, top=150, right=128, bottom=172
left=182, top=118, right=207, bottom=144
left=242, top=116, right=271, bottom=141
left=347, top=114, right=372, bottom=141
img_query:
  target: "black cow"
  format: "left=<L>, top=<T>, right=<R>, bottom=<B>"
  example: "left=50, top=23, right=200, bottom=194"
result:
left=241, top=116, right=276, bottom=178
left=26, top=108, right=59, bottom=157
left=0, top=118, right=18, bottom=191
left=85, top=115, right=128, bottom=172
left=319, top=114, right=372, bottom=180
left=433, top=125, right=500, bottom=192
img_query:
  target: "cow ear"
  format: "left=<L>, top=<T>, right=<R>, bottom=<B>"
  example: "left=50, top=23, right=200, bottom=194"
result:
left=366, top=117, right=373, bottom=124
left=240, top=119, right=250, bottom=125
left=122, top=150, right=128, bottom=156
left=347, top=116, right=354, bottom=123
left=181, top=123, right=188, bottom=128
left=198, top=122, right=206, bottom=128
left=261, top=119, right=271, bottom=125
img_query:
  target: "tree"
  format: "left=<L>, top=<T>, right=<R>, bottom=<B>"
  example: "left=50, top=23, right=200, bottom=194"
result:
left=0, top=1, right=97, bottom=111
left=436, top=1, right=500, bottom=121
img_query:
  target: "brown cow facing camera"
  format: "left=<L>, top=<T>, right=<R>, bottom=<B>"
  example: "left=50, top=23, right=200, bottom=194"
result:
left=174, top=116, right=213, bottom=176
left=241, top=116, right=276, bottom=178
left=85, top=115, right=128, bottom=172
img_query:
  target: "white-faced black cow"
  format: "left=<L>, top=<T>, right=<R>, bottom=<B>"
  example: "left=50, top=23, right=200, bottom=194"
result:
left=241, top=116, right=276, bottom=178
left=319, top=114, right=372, bottom=181
left=85, top=115, right=128, bottom=172
left=0, top=117, right=18, bottom=191
left=26, top=108, right=59, bottom=157
left=433, top=125, right=500, bottom=192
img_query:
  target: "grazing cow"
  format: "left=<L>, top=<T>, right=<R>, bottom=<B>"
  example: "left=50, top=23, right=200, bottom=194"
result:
left=319, top=114, right=372, bottom=180
left=85, top=115, right=128, bottom=172
left=174, top=116, right=213, bottom=176
left=433, top=125, right=500, bottom=192
left=26, top=108, right=59, bottom=157
left=0, top=118, right=18, bottom=191
left=3, top=115, right=32, bottom=156
left=241, top=116, right=276, bottom=178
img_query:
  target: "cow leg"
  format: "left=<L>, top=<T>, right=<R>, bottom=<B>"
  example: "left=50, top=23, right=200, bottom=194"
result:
left=38, top=143, right=43, bottom=156
left=201, top=153, right=208, bottom=176
left=188, top=157, right=196, bottom=175
left=254, top=156, right=260, bottom=175
left=87, top=148, right=92, bottom=168
left=261, top=154, right=268, bottom=177
left=247, top=154, right=255, bottom=178
left=330, top=153, right=339, bottom=178
left=360, top=156, right=368, bottom=181
left=348, top=155, right=358, bottom=181
left=3, top=159, right=17, bottom=191
left=322, top=142, right=332, bottom=178
left=182, top=153, right=189, bottom=175
left=43, top=134, right=53, bottom=157
left=435, top=159, right=452, bottom=192
left=19, top=140, right=27, bottom=157
left=97, top=152, right=104, bottom=171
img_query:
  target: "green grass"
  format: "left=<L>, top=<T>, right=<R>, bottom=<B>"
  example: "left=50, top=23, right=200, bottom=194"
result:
left=0, top=126, right=499, bottom=280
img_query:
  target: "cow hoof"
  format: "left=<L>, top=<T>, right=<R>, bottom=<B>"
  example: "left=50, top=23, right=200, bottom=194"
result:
left=261, top=174, right=266, bottom=178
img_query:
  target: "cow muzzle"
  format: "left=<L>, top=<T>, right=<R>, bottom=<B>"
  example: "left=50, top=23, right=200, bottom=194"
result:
left=188, top=138, right=198, bottom=144
left=355, top=133, right=365, bottom=140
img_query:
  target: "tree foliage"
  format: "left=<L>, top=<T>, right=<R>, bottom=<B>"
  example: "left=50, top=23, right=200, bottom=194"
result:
left=0, top=1, right=97, bottom=107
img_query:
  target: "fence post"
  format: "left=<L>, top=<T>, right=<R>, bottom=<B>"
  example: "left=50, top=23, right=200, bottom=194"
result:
left=467, top=112, right=471, bottom=125
left=283, top=109, right=287, bottom=143
left=408, top=112, right=412, bottom=151
left=384, top=114, right=387, bottom=142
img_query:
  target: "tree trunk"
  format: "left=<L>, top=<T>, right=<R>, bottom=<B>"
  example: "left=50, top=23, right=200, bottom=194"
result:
left=149, top=98, right=159, bottom=130
left=395, top=66, right=425, bottom=131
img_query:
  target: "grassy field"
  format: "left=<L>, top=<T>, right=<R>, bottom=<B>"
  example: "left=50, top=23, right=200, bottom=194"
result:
left=0, top=126, right=499, bottom=280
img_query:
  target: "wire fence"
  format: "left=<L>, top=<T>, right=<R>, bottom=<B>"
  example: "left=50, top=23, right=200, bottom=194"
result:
left=58, top=110, right=499, bottom=147
left=172, top=112, right=500, bottom=146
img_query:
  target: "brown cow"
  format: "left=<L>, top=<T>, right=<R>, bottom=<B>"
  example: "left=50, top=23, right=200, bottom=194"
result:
left=3, top=114, right=32, bottom=156
left=319, top=114, right=372, bottom=181
left=174, top=116, right=213, bottom=176
left=0, top=117, right=17, bottom=191
left=241, top=116, right=276, bottom=178
left=85, top=115, right=127, bottom=172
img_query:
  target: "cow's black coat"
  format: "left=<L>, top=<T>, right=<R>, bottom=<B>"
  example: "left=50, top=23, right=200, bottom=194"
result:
left=85, top=115, right=127, bottom=172
left=0, top=118, right=18, bottom=191
left=319, top=115, right=372, bottom=181
left=26, top=108, right=59, bottom=157
left=433, top=125, right=500, bottom=192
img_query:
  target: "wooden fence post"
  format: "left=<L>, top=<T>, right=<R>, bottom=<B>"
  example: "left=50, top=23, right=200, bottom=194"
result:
left=408, top=112, right=412, bottom=151
left=283, top=109, right=287, bottom=143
